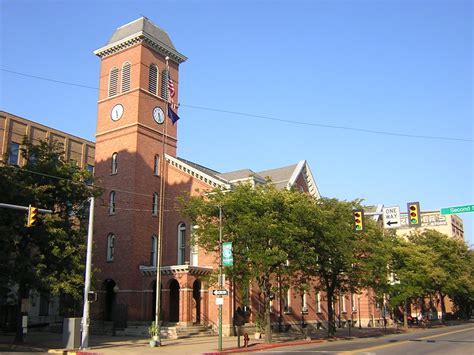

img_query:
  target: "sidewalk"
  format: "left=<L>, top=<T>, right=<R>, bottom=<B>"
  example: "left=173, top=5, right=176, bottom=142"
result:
left=0, top=326, right=412, bottom=354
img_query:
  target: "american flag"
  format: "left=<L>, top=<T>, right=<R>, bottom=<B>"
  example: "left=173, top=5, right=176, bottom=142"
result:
left=168, top=72, right=175, bottom=98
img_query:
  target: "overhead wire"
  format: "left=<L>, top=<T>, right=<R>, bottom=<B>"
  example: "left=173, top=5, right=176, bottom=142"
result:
left=2, top=68, right=472, bottom=143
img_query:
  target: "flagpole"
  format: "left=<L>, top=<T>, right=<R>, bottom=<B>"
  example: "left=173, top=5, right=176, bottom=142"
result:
left=154, top=56, right=171, bottom=346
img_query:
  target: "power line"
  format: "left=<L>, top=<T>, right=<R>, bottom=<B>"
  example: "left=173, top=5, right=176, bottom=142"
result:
left=3, top=164, right=179, bottom=201
left=2, top=68, right=472, bottom=143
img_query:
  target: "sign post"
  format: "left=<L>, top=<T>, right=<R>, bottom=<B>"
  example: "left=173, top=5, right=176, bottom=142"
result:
left=440, top=204, right=474, bottom=215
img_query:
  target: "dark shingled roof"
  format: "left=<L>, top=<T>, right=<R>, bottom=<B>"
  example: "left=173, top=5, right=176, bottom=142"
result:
left=217, top=169, right=264, bottom=182
left=106, top=17, right=176, bottom=50
left=258, top=164, right=298, bottom=189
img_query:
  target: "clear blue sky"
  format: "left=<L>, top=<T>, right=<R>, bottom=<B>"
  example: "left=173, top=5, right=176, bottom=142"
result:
left=1, top=0, right=473, bottom=245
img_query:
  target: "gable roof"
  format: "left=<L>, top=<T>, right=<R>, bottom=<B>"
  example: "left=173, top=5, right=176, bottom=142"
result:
left=168, top=156, right=320, bottom=198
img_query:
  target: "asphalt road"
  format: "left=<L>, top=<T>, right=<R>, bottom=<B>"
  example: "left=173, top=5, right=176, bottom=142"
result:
left=254, top=323, right=474, bottom=355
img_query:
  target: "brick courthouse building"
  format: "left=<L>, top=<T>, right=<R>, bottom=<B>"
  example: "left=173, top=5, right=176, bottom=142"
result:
left=89, top=17, right=381, bottom=334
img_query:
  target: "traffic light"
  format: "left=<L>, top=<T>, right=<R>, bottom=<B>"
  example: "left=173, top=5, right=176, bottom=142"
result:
left=27, top=205, right=38, bottom=227
left=353, top=209, right=365, bottom=232
left=407, top=202, right=421, bottom=227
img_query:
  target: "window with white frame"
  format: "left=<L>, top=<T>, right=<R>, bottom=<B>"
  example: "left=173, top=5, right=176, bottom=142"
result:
left=108, top=67, right=119, bottom=97
left=111, top=152, right=118, bottom=174
left=177, top=223, right=186, bottom=264
left=302, top=291, right=308, bottom=313
left=152, top=193, right=158, bottom=216
left=148, top=64, right=158, bottom=95
left=150, top=235, right=157, bottom=266
left=341, top=294, right=347, bottom=313
left=316, top=291, right=322, bottom=313
left=106, top=233, right=115, bottom=261
left=351, top=293, right=357, bottom=311
left=154, top=154, right=160, bottom=176
left=109, top=191, right=116, bottom=214
left=190, top=225, right=198, bottom=266
left=121, top=61, right=131, bottom=92
left=283, top=288, right=291, bottom=313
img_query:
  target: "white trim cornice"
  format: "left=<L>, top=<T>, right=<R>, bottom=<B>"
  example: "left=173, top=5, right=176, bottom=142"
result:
left=94, top=32, right=187, bottom=63
left=139, top=264, right=213, bottom=277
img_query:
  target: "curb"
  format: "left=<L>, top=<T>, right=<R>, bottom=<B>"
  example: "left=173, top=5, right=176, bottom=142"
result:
left=48, top=350, right=99, bottom=355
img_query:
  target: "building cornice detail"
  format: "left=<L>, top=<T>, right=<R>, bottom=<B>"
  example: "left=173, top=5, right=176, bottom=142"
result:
left=139, top=264, right=213, bottom=277
left=287, top=160, right=320, bottom=198
left=166, top=155, right=232, bottom=190
left=94, top=32, right=187, bottom=64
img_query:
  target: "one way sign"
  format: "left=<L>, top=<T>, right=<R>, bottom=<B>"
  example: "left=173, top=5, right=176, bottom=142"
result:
left=383, top=206, right=401, bottom=229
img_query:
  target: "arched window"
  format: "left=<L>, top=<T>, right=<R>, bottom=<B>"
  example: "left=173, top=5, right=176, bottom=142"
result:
left=177, top=223, right=186, bottom=265
left=148, top=64, right=158, bottom=95
left=109, top=191, right=116, bottom=214
left=108, top=67, right=119, bottom=97
left=150, top=235, right=157, bottom=266
left=111, top=152, right=118, bottom=174
left=160, top=69, right=169, bottom=100
left=152, top=192, right=159, bottom=216
left=106, top=233, right=115, bottom=261
left=154, top=154, right=160, bottom=176
left=121, top=61, right=131, bottom=92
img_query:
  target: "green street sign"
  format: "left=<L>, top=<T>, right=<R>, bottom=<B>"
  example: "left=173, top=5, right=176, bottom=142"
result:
left=222, top=242, right=233, bottom=267
left=440, top=204, right=474, bottom=215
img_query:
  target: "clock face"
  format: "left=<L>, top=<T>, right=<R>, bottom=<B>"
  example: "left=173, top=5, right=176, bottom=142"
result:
left=111, top=104, right=124, bottom=121
left=153, top=107, right=165, bottom=124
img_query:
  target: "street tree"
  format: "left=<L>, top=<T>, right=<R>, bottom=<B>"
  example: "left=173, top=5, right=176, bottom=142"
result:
left=293, top=197, right=388, bottom=337
left=182, top=183, right=309, bottom=343
left=0, top=139, right=97, bottom=342
left=407, top=230, right=473, bottom=322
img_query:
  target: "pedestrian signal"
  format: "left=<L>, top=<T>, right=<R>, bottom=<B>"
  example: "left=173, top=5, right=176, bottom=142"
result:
left=27, top=205, right=38, bottom=227
left=353, top=209, right=365, bottom=232
left=407, top=202, right=421, bottom=227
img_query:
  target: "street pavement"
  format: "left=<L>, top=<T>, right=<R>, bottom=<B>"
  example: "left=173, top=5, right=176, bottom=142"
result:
left=250, top=322, right=474, bottom=355
left=0, top=322, right=471, bottom=354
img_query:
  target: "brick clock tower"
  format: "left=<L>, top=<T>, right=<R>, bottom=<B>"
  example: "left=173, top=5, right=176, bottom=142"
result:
left=92, top=17, right=187, bottom=322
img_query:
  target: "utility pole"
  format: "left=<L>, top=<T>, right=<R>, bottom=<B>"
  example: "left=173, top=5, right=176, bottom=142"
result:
left=80, top=196, right=94, bottom=350
left=218, top=205, right=223, bottom=352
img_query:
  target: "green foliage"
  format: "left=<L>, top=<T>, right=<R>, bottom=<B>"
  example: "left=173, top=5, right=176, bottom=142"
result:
left=387, top=229, right=474, bottom=321
left=0, top=138, right=98, bottom=327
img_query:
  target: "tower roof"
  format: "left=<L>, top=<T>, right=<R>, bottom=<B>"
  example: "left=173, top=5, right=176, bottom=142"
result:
left=107, top=17, right=176, bottom=49
left=94, top=17, right=187, bottom=63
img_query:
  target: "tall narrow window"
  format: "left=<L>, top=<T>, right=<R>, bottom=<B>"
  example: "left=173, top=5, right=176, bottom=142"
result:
left=190, top=225, right=198, bottom=266
left=351, top=293, right=357, bottom=311
left=148, top=64, right=158, bottom=95
left=341, top=294, right=347, bottom=313
left=109, top=191, right=116, bottom=214
left=302, top=291, right=308, bottom=313
left=106, top=233, right=115, bottom=261
left=154, top=154, right=160, bottom=176
left=160, top=69, right=168, bottom=100
left=121, top=61, right=131, bottom=92
left=177, top=223, right=186, bottom=265
left=152, top=193, right=159, bottom=216
left=108, top=67, right=119, bottom=97
left=8, top=142, right=20, bottom=165
left=283, top=288, right=291, bottom=313
left=150, top=235, right=157, bottom=266
left=111, top=152, right=118, bottom=174
left=316, top=291, right=322, bottom=313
